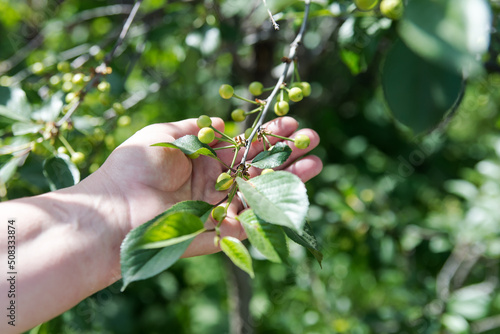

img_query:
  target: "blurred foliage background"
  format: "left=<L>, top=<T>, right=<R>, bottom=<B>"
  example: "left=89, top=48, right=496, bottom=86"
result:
left=1, top=0, right=500, bottom=333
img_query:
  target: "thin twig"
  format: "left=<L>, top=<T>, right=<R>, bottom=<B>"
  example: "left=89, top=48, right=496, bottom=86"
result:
left=56, top=0, right=143, bottom=127
left=0, top=4, right=134, bottom=76
left=105, top=0, right=143, bottom=65
left=262, top=0, right=279, bottom=30
left=240, top=0, right=311, bottom=166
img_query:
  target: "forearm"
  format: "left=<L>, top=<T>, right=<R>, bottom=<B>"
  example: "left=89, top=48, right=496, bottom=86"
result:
left=0, top=170, right=128, bottom=333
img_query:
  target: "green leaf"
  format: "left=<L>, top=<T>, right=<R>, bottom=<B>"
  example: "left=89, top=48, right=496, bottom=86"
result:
left=236, top=171, right=309, bottom=231
left=382, top=40, right=464, bottom=133
left=0, top=155, right=23, bottom=185
left=31, top=92, right=64, bottom=122
left=42, top=154, right=80, bottom=191
left=120, top=200, right=213, bottom=290
left=398, top=0, right=491, bottom=77
left=12, top=122, right=43, bottom=136
left=283, top=222, right=323, bottom=268
left=0, top=86, right=31, bottom=122
left=250, top=142, right=292, bottom=169
left=237, top=209, right=288, bottom=263
left=138, top=212, right=206, bottom=249
left=220, top=236, right=254, bottom=278
left=153, top=135, right=217, bottom=158
left=340, top=48, right=365, bottom=76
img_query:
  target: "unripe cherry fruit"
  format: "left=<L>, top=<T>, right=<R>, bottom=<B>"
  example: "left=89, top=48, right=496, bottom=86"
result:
left=380, top=0, right=403, bottom=20
left=274, top=101, right=289, bottom=116
left=289, top=87, right=303, bottom=102
left=299, top=82, right=311, bottom=97
left=97, top=81, right=111, bottom=93
left=113, top=102, right=125, bottom=115
left=197, top=115, right=212, bottom=128
left=212, top=205, right=227, bottom=222
left=231, top=109, right=246, bottom=122
left=57, top=61, right=71, bottom=73
left=261, top=169, right=274, bottom=175
left=215, top=172, right=234, bottom=191
left=198, top=127, right=215, bottom=144
left=354, top=0, right=379, bottom=11
left=219, top=84, right=234, bottom=99
left=248, top=81, right=264, bottom=96
left=72, top=73, right=84, bottom=85
left=244, top=128, right=257, bottom=143
left=294, top=134, right=310, bottom=149
left=71, top=152, right=86, bottom=165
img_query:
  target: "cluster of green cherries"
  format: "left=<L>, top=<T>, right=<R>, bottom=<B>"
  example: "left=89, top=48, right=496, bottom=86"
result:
left=354, top=0, right=403, bottom=20
left=194, top=81, right=312, bottom=224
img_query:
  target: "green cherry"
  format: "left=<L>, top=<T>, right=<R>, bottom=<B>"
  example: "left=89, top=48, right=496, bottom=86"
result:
left=212, top=205, right=227, bottom=222
left=215, top=172, right=234, bottom=191
left=197, top=115, right=212, bottom=128
left=71, top=152, right=86, bottom=165
left=231, top=109, right=246, bottom=122
left=113, top=102, right=126, bottom=115
left=219, top=84, right=234, bottom=99
left=289, top=87, right=303, bottom=102
left=245, top=128, right=257, bottom=143
left=354, top=0, right=379, bottom=11
left=198, top=127, right=215, bottom=144
left=97, top=81, right=111, bottom=93
left=72, top=73, right=84, bottom=85
left=249, top=81, right=264, bottom=96
left=274, top=101, right=289, bottom=116
left=299, top=82, right=311, bottom=97
left=57, top=61, right=71, bottom=73
left=294, top=134, right=310, bottom=149
left=380, top=0, right=403, bottom=20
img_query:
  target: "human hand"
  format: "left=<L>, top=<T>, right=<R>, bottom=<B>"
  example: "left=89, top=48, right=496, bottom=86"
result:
left=92, top=116, right=322, bottom=257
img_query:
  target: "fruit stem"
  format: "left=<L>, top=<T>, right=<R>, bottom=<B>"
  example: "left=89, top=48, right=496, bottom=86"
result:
left=213, top=145, right=237, bottom=151
left=233, top=93, right=262, bottom=105
left=230, top=147, right=240, bottom=169
left=245, top=106, right=263, bottom=115
left=265, top=133, right=294, bottom=142
left=214, top=157, right=237, bottom=173
left=251, top=109, right=263, bottom=130
left=212, top=127, right=237, bottom=144
left=58, top=134, right=76, bottom=155
left=293, top=61, right=301, bottom=83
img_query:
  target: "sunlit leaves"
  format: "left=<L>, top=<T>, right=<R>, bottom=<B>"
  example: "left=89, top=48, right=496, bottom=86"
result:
left=398, top=0, right=491, bottom=77
left=220, top=236, right=254, bottom=278
left=238, top=209, right=288, bottom=263
left=283, top=222, right=323, bottom=267
left=236, top=171, right=309, bottom=231
left=138, top=212, right=206, bottom=249
left=250, top=142, right=292, bottom=169
left=382, top=40, right=463, bottom=133
left=153, top=135, right=217, bottom=158
left=120, top=201, right=212, bottom=290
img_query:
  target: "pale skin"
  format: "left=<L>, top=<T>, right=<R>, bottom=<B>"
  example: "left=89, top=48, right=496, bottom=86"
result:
left=0, top=116, right=322, bottom=333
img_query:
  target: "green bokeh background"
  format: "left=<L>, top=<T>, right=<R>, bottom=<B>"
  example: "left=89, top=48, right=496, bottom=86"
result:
left=1, top=0, right=500, bottom=333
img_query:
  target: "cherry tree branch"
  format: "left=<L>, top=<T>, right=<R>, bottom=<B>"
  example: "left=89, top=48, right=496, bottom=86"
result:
left=56, top=0, right=143, bottom=127
left=239, top=0, right=311, bottom=166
